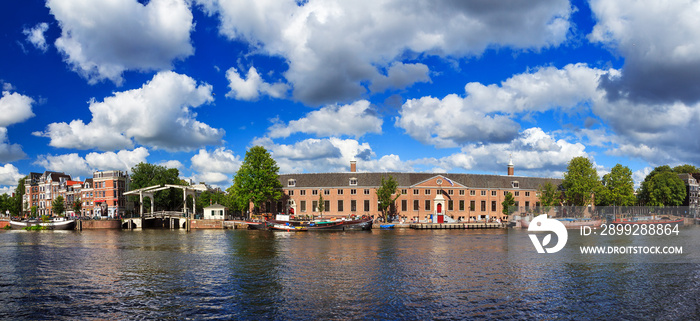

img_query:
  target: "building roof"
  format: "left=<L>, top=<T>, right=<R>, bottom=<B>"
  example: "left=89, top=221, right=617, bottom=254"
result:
left=279, top=172, right=561, bottom=190
left=204, top=203, right=227, bottom=209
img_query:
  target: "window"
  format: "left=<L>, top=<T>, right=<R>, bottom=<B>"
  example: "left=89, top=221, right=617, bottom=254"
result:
left=312, top=190, right=318, bottom=195
left=448, top=200, right=454, bottom=211
left=448, top=190, right=454, bottom=195
left=401, top=189, right=407, bottom=194
left=491, top=201, right=497, bottom=212
left=324, top=189, right=330, bottom=195
left=300, top=190, right=306, bottom=196
left=312, top=201, right=318, bottom=212
left=289, top=190, right=294, bottom=196
left=425, top=189, right=431, bottom=195
left=350, top=178, right=357, bottom=186
left=515, top=191, right=520, bottom=197
left=525, top=201, right=530, bottom=208
left=437, top=189, right=442, bottom=195
left=338, top=189, right=344, bottom=195
left=364, top=200, right=370, bottom=212
left=425, top=200, right=430, bottom=211
left=525, top=192, right=530, bottom=197
left=351, top=200, right=357, bottom=212
left=338, top=200, right=344, bottom=212
left=413, top=200, right=419, bottom=211
left=413, top=189, right=419, bottom=195
left=288, top=179, right=296, bottom=187
left=504, top=191, right=509, bottom=196
left=350, top=189, right=357, bottom=195
left=459, top=200, right=465, bottom=211
left=512, top=181, right=519, bottom=188
left=491, top=190, right=497, bottom=196
left=401, top=200, right=407, bottom=211
left=470, top=200, right=476, bottom=211
left=277, top=201, right=283, bottom=212
left=325, top=200, right=331, bottom=212
left=480, top=190, right=486, bottom=196
left=480, top=201, right=486, bottom=211
left=364, top=189, right=370, bottom=195
left=459, top=190, right=465, bottom=196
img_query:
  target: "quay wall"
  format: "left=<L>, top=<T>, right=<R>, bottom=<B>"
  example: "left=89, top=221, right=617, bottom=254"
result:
left=79, top=219, right=122, bottom=229
left=0, top=220, right=8, bottom=229
left=190, top=219, right=224, bottom=229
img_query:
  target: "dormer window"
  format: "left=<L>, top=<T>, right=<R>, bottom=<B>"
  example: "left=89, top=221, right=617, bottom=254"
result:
left=288, top=179, right=296, bottom=187
left=349, top=178, right=357, bottom=186
left=511, top=181, right=519, bottom=188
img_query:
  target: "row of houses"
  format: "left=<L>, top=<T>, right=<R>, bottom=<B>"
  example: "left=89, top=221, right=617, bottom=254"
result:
left=23, top=170, right=131, bottom=217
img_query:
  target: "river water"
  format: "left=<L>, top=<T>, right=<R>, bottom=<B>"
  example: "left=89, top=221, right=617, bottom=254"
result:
left=0, top=227, right=698, bottom=320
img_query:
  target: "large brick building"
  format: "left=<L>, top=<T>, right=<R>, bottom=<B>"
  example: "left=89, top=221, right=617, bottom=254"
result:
left=265, top=161, right=562, bottom=222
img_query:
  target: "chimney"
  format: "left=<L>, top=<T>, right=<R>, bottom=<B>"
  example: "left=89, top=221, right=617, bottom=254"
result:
left=507, top=155, right=514, bottom=176
left=350, top=160, right=357, bottom=173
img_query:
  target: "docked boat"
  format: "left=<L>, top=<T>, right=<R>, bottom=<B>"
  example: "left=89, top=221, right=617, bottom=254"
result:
left=267, top=215, right=373, bottom=231
left=521, top=217, right=602, bottom=229
left=10, top=218, right=76, bottom=230
left=610, top=217, right=684, bottom=225
left=269, top=223, right=307, bottom=231
left=379, top=224, right=395, bottom=229
left=246, top=221, right=272, bottom=230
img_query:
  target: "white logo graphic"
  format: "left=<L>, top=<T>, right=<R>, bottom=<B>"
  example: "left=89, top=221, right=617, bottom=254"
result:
left=528, top=214, right=568, bottom=253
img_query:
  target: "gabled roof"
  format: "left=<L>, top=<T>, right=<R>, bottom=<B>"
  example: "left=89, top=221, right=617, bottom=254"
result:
left=279, top=172, right=561, bottom=190
left=204, top=203, right=227, bottom=209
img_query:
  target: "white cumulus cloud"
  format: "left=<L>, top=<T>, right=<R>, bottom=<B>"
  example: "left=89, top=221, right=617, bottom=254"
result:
left=0, top=164, right=24, bottom=186
left=190, top=148, right=242, bottom=185
left=225, top=66, right=289, bottom=101
left=34, top=148, right=151, bottom=178
left=23, top=22, right=50, bottom=52
left=267, top=100, right=382, bottom=138
left=35, top=71, right=223, bottom=151
left=48, top=0, right=195, bottom=84
left=198, top=0, right=572, bottom=105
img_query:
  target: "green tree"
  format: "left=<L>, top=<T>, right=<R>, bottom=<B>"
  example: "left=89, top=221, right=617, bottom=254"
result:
left=30, top=205, right=37, bottom=217
left=0, top=193, right=10, bottom=215
left=376, top=175, right=400, bottom=223
left=52, top=196, right=66, bottom=216
left=195, top=190, right=227, bottom=214
left=230, top=146, right=283, bottom=219
left=317, top=193, right=325, bottom=217
left=645, top=171, right=686, bottom=206
left=638, top=165, right=674, bottom=205
left=12, top=175, right=27, bottom=216
left=501, top=192, right=515, bottom=217
left=129, top=163, right=183, bottom=211
left=672, top=164, right=700, bottom=174
left=537, top=181, right=560, bottom=212
left=73, top=198, right=82, bottom=215
left=597, top=164, right=636, bottom=206
left=562, top=157, right=600, bottom=207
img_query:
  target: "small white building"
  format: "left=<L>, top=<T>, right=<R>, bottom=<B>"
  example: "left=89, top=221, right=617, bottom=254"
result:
left=203, top=203, right=227, bottom=220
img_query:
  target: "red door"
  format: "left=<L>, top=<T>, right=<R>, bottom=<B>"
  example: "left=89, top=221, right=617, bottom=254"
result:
left=437, top=203, right=442, bottom=214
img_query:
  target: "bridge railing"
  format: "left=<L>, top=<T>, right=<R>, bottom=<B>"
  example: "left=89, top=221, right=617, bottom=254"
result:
left=142, top=211, right=188, bottom=219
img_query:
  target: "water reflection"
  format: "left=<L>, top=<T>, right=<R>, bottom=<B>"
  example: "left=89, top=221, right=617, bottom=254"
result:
left=0, top=227, right=697, bottom=320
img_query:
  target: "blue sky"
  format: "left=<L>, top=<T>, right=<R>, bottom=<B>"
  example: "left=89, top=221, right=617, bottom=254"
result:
left=1, top=0, right=699, bottom=192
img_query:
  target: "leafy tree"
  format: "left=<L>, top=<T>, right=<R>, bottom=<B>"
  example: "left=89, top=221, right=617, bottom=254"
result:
left=562, top=157, right=600, bottom=207
left=30, top=206, right=37, bottom=217
left=230, top=146, right=283, bottom=219
left=645, top=171, right=686, bottom=206
left=317, top=193, right=325, bottom=217
left=638, top=165, right=674, bottom=205
left=501, top=192, right=515, bottom=217
left=537, top=181, right=560, bottom=212
left=12, top=176, right=27, bottom=216
left=129, top=163, right=183, bottom=211
left=672, top=164, right=700, bottom=174
left=73, top=198, right=82, bottom=215
left=52, top=196, right=66, bottom=216
left=195, top=190, right=227, bottom=214
left=597, top=164, right=636, bottom=206
left=376, top=175, right=400, bottom=223
left=0, top=193, right=11, bottom=215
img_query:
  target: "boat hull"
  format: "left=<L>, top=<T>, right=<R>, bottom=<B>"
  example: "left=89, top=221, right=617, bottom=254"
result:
left=246, top=221, right=271, bottom=230
left=521, top=218, right=602, bottom=229
left=10, top=219, right=76, bottom=230
left=611, top=219, right=684, bottom=226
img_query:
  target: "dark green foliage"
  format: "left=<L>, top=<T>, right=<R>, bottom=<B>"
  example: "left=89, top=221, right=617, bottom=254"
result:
left=597, top=164, right=636, bottom=206
left=562, top=157, right=600, bottom=206
left=376, top=175, right=400, bottom=222
left=129, top=163, right=184, bottom=211
left=229, top=146, right=282, bottom=218
left=502, top=192, right=515, bottom=216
